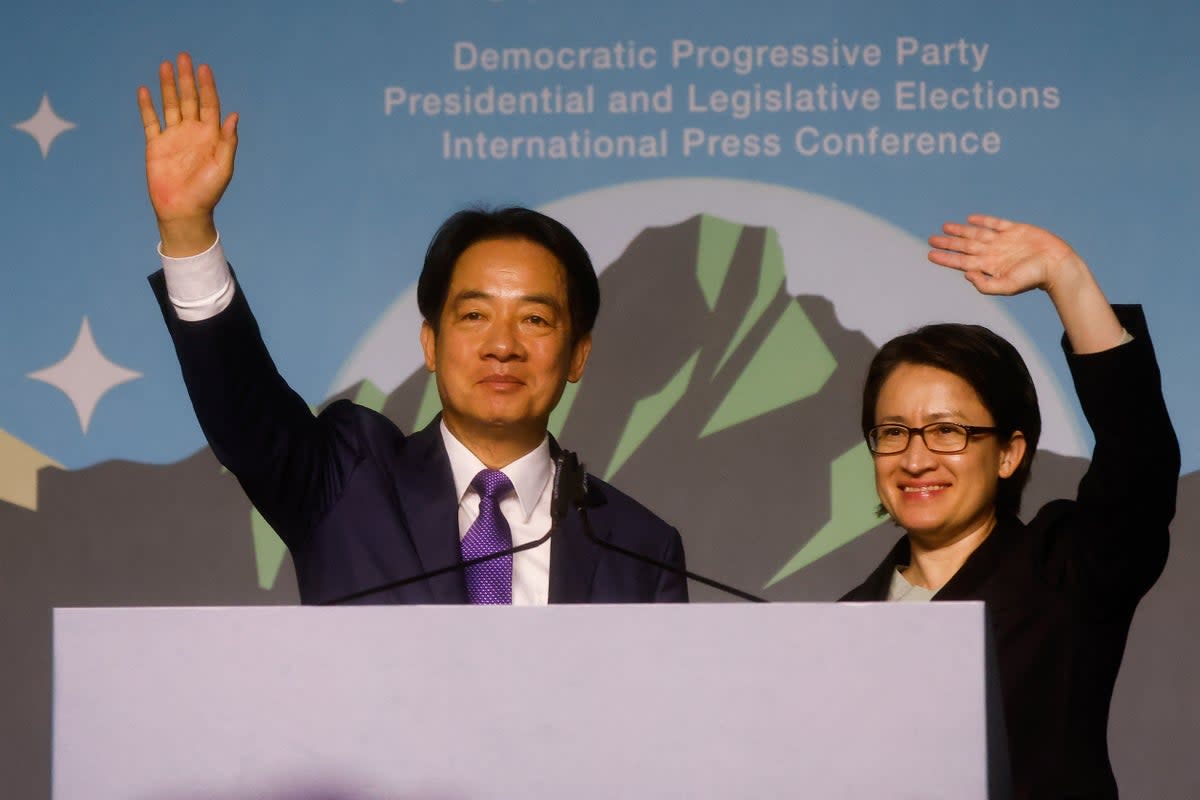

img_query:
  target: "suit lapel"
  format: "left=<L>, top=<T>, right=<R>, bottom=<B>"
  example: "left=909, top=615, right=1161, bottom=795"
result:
left=391, top=429, right=612, bottom=604
left=934, top=515, right=1021, bottom=601
left=845, top=535, right=909, bottom=601
left=548, top=480, right=607, bottom=604
left=391, top=418, right=469, bottom=604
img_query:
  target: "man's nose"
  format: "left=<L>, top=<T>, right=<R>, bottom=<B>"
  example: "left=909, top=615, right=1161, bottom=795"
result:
left=482, top=319, right=522, bottom=360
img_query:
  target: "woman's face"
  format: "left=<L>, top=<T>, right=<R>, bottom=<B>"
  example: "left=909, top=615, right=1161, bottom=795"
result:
left=871, top=363, right=1025, bottom=548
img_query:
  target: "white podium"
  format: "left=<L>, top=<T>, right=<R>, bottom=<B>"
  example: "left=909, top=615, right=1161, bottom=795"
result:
left=53, top=603, right=1009, bottom=799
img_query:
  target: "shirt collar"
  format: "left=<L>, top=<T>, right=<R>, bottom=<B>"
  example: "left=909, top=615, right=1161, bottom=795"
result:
left=439, top=419, right=552, bottom=523
left=887, top=567, right=937, bottom=602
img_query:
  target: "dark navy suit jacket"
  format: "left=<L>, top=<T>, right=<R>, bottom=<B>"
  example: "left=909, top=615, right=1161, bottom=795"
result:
left=151, top=271, right=688, bottom=605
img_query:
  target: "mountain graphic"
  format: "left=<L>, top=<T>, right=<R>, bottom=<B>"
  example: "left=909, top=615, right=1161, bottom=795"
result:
left=1, top=214, right=1195, bottom=799
left=557, top=215, right=885, bottom=599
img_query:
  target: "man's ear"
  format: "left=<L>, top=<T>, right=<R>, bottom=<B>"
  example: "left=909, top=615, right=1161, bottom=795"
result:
left=419, top=320, right=437, bottom=373
left=998, top=431, right=1027, bottom=479
left=567, top=332, right=592, bottom=383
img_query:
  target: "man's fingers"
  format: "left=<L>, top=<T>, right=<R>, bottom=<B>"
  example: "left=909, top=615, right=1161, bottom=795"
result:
left=197, top=63, right=222, bottom=125
left=217, top=112, right=239, bottom=164
left=136, top=85, right=162, bottom=141
left=176, top=52, right=200, bottom=122
left=159, top=60, right=181, bottom=126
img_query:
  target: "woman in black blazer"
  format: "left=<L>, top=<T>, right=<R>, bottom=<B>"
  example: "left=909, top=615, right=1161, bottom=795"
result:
left=842, top=214, right=1179, bottom=799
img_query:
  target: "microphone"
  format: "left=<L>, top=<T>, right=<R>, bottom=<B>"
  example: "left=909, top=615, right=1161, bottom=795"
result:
left=560, top=451, right=768, bottom=603
left=321, top=452, right=576, bottom=606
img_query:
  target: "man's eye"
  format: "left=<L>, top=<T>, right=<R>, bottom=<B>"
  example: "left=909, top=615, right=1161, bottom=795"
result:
left=462, top=311, right=483, bottom=321
left=527, top=315, right=547, bottom=325
left=881, top=426, right=905, bottom=438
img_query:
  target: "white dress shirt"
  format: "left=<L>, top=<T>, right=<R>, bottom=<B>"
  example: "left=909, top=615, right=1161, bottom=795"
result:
left=159, top=234, right=554, bottom=605
left=440, top=421, right=554, bottom=605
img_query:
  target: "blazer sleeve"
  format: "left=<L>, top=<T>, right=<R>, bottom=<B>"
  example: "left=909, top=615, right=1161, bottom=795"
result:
left=1054, top=304, right=1180, bottom=605
left=653, top=526, right=689, bottom=602
left=149, top=269, right=364, bottom=545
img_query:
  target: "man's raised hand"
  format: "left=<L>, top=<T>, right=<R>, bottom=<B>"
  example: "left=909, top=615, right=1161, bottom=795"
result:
left=137, top=52, right=238, bottom=256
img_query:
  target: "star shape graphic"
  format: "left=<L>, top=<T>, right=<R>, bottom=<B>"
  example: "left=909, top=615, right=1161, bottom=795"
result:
left=13, top=94, right=77, bottom=159
left=28, top=317, right=142, bottom=434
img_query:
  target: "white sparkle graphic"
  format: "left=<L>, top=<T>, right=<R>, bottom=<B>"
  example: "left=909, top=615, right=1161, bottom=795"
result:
left=13, top=94, right=77, bottom=159
left=28, top=317, right=142, bottom=433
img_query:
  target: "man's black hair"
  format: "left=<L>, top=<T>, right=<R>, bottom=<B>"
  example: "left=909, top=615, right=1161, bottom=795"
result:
left=417, top=207, right=600, bottom=343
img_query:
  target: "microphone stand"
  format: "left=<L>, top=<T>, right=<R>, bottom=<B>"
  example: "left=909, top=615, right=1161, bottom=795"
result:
left=555, top=450, right=767, bottom=603
left=323, top=449, right=768, bottom=605
left=322, top=451, right=578, bottom=606
left=576, top=505, right=768, bottom=603
left=321, top=532, right=551, bottom=606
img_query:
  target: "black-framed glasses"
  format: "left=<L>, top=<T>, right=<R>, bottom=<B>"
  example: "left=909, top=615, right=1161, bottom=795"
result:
left=866, top=422, right=999, bottom=455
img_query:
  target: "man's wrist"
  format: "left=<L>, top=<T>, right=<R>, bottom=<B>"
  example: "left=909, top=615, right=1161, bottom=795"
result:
left=158, top=215, right=218, bottom=258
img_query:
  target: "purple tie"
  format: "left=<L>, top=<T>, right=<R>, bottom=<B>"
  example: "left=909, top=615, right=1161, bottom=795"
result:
left=461, top=469, right=514, bottom=605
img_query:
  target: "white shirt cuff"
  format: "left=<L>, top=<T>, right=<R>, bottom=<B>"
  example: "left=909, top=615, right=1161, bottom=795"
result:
left=159, top=233, right=235, bottom=322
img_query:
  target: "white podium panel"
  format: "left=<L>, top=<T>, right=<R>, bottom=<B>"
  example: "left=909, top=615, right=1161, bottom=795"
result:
left=54, top=603, right=1004, bottom=799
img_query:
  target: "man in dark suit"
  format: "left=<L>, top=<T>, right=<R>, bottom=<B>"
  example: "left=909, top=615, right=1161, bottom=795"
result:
left=139, top=52, right=686, bottom=605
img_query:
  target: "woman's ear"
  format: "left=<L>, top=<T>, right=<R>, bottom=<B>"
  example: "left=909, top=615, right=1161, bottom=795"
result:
left=998, top=431, right=1027, bottom=479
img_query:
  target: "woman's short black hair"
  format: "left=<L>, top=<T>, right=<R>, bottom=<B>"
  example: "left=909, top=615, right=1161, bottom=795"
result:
left=861, top=323, right=1042, bottom=518
left=416, top=207, right=600, bottom=344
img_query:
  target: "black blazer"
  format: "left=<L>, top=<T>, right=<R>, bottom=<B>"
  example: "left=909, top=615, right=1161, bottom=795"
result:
left=150, top=271, right=687, bottom=605
left=842, top=307, right=1178, bottom=799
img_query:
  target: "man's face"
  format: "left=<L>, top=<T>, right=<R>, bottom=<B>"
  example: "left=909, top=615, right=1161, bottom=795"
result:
left=420, top=237, right=591, bottom=449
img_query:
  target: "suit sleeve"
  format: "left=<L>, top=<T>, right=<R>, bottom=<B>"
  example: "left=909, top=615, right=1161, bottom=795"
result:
left=149, top=269, right=362, bottom=546
left=653, top=526, right=689, bottom=602
left=1059, top=304, right=1179, bottom=605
